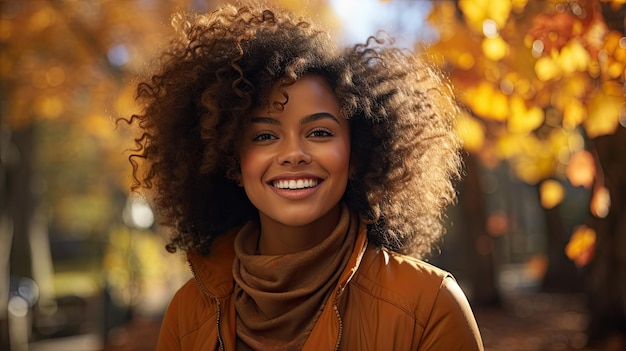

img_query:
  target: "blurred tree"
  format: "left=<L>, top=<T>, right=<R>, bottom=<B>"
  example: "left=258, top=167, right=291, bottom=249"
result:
left=0, top=0, right=225, bottom=346
left=425, top=0, right=625, bottom=346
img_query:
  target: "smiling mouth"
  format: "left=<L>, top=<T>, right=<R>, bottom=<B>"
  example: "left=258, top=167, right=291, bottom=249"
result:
left=272, top=179, right=320, bottom=190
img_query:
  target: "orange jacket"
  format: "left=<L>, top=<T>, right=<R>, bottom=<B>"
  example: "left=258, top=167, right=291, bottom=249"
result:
left=157, top=222, right=484, bottom=350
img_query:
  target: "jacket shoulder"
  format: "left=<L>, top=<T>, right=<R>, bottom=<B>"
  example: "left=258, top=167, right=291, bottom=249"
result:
left=338, top=245, right=483, bottom=350
left=351, top=245, right=451, bottom=323
left=160, top=278, right=219, bottom=339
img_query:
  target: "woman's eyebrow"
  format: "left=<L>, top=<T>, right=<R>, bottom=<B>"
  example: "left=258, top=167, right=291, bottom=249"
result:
left=250, top=112, right=340, bottom=125
left=301, top=112, right=340, bottom=125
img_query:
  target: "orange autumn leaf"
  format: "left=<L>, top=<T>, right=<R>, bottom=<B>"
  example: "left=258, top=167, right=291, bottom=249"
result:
left=591, top=186, right=611, bottom=218
left=566, top=150, right=596, bottom=188
left=527, top=12, right=575, bottom=53
left=566, top=225, right=596, bottom=267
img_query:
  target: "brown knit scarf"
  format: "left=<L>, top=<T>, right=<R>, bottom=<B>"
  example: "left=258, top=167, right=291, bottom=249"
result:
left=232, top=204, right=357, bottom=350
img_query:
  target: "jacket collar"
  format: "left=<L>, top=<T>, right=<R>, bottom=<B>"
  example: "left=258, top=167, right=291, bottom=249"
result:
left=187, top=219, right=369, bottom=300
left=187, top=227, right=239, bottom=299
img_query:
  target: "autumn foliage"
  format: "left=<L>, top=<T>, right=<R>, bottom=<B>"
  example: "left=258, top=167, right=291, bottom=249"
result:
left=427, top=0, right=625, bottom=267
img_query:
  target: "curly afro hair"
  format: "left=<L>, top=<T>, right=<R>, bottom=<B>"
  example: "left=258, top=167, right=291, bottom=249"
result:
left=125, top=0, right=462, bottom=259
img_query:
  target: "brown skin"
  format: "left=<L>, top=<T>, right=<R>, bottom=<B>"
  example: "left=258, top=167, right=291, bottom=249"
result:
left=240, top=75, right=351, bottom=255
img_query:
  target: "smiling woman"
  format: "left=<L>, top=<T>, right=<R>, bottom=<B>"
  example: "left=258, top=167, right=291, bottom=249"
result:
left=123, top=0, right=483, bottom=350
left=239, top=75, right=351, bottom=253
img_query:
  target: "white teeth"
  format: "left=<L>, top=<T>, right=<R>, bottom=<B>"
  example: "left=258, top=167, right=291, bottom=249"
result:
left=273, top=179, right=319, bottom=189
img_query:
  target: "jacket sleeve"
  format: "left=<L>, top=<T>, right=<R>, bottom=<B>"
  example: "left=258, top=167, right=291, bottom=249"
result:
left=156, top=290, right=182, bottom=351
left=418, top=276, right=484, bottom=351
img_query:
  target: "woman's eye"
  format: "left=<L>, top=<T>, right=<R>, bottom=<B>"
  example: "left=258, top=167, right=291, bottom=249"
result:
left=252, top=133, right=277, bottom=141
left=308, top=128, right=333, bottom=138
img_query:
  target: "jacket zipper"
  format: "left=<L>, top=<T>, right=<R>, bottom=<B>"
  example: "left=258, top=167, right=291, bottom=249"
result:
left=333, top=304, right=343, bottom=351
left=189, top=261, right=225, bottom=351
left=215, top=301, right=224, bottom=351
left=332, top=284, right=346, bottom=351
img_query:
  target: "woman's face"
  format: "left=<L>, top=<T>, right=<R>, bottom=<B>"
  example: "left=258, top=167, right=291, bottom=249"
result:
left=239, top=74, right=351, bottom=232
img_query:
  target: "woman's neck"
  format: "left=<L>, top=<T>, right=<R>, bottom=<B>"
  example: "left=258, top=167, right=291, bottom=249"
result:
left=256, top=204, right=342, bottom=255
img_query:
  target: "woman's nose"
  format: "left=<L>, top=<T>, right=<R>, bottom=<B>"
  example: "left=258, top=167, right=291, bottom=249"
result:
left=277, top=137, right=312, bottom=165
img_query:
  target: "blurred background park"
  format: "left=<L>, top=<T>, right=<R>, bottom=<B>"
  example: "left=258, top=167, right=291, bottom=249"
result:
left=1, top=0, right=625, bottom=350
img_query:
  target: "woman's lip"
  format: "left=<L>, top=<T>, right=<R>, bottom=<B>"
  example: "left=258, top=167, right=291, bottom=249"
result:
left=267, top=173, right=322, bottom=183
left=266, top=174, right=324, bottom=199
left=270, top=178, right=322, bottom=189
left=269, top=184, right=320, bottom=200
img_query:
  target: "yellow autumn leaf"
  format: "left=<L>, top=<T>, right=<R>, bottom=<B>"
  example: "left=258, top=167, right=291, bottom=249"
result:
left=511, top=0, right=528, bottom=12
left=562, top=99, right=586, bottom=129
left=607, top=61, right=624, bottom=79
left=589, top=60, right=601, bottom=78
left=535, top=56, right=561, bottom=81
left=562, top=73, right=589, bottom=99
left=482, top=36, right=509, bottom=61
left=533, top=165, right=554, bottom=184
left=514, top=153, right=554, bottom=184
left=456, top=112, right=485, bottom=152
left=584, top=89, right=623, bottom=138
left=550, top=74, right=590, bottom=128
left=539, top=179, right=564, bottom=209
left=511, top=133, right=556, bottom=184
left=507, top=95, right=544, bottom=133
left=459, top=0, right=512, bottom=32
left=558, top=39, right=590, bottom=74
left=547, top=128, right=571, bottom=156
left=465, top=82, right=509, bottom=121
left=497, top=133, right=555, bottom=183
left=609, top=32, right=625, bottom=62
left=496, top=133, right=524, bottom=158
left=568, top=131, right=585, bottom=152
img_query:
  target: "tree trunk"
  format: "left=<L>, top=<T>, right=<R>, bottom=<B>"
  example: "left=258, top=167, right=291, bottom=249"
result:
left=540, top=202, right=585, bottom=292
left=1, top=125, right=36, bottom=349
left=458, top=152, right=501, bottom=306
left=586, top=125, right=626, bottom=349
left=7, top=126, right=35, bottom=280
